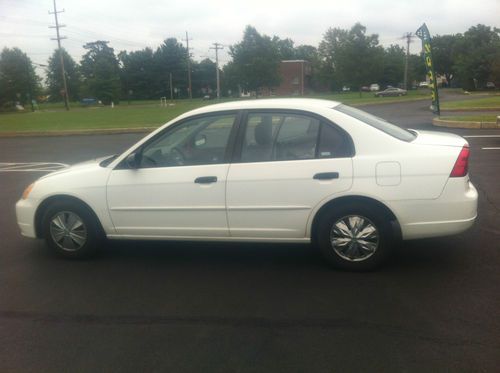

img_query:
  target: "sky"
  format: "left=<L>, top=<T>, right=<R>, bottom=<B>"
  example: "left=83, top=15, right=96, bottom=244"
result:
left=0, top=0, right=499, bottom=75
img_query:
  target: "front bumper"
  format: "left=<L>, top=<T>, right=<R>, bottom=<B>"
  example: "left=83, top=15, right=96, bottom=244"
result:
left=15, top=198, right=39, bottom=238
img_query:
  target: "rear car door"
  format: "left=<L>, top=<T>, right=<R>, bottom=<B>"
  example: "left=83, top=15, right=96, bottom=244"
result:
left=226, top=110, right=354, bottom=239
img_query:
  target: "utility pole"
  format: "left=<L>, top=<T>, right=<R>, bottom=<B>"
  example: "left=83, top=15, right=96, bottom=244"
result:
left=169, top=72, right=173, bottom=101
left=183, top=31, right=193, bottom=99
left=49, top=0, right=69, bottom=110
left=403, top=32, right=415, bottom=90
left=210, top=42, right=224, bottom=99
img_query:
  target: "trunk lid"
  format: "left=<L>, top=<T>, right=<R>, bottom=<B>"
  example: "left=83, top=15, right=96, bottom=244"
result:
left=410, top=130, right=468, bottom=147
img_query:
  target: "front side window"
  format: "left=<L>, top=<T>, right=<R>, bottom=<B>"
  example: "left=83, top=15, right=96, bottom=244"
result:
left=139, top=113, right=237, bottom=167
left=240, top=112, right=352, bottom=162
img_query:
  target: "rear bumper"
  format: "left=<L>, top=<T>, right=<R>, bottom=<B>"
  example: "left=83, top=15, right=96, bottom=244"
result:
left=390, top=178, right=478, bottom=240
left=15, top=198, right=38, bottom=238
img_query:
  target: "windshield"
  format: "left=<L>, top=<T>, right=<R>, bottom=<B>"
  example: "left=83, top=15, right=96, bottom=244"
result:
left=335, top=104, right=417, bottom=142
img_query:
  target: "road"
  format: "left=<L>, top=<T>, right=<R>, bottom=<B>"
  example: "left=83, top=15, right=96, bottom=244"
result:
left=0, top=98, right=499, bottom=372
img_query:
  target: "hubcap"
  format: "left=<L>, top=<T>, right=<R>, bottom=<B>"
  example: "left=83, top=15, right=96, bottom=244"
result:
left=330, top=215, right=379, bottom=262
left=49, top=211, right=87, bottom=251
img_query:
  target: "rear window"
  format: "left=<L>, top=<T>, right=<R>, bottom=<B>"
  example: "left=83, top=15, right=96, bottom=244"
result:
left=335, top=104, right=416, bottom=142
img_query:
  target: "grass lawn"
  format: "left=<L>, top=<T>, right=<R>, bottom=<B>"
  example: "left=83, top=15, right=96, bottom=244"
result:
left=0, top=91, right=431, bottom=133
left=440, top=115, right=498, bottom=122
left=440, top=94, right=500, bottom=109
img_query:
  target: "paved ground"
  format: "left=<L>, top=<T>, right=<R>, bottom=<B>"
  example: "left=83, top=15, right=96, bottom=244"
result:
left=0, top=98, right=499, bottom=372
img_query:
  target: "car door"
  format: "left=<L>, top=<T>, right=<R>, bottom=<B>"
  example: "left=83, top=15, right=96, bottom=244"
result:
left=106, top=112, right=239, bottom=238
left=226, top=110, right=354, bottom=239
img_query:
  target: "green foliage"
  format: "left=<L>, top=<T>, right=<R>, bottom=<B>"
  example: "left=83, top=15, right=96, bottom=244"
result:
left=46, top=48, right=81, bottom=101
left=319, top=23, right=384, bottom=90
left=192, top=58, right=216, bottom=96
left=118, top=47, right=156, bottom=100
left=80, top=41, right=121, bottom=104
left=381, top=45, right=405, bottom=88
left=0, top=47, right=41, bottom=108
left=153, top=38, right=188, bottom=98
left=452, top=25, right=500, bottom=90
left=229, top=26, right=282, bottom=94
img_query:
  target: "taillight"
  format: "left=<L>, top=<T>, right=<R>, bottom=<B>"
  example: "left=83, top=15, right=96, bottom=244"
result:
left=450, top=145, right=470, bottom=177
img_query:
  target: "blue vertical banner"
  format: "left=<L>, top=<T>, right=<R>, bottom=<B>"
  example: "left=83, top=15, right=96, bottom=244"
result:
left=416, top=23, right=440, bottom=115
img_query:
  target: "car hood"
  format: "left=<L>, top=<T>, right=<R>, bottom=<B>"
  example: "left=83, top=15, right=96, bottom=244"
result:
left=411, top=130, right=468, bottom=147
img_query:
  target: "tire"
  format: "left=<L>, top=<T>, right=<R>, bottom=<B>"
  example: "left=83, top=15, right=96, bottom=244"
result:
left=316, top=203, right=394, bottom=271
left=42, top=200, right=103, bottom=259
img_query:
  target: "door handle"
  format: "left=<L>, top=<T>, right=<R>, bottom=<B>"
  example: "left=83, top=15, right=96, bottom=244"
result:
left=194, top=176, right=218, bottom=184
left=313, top=172, right=339, bottom=180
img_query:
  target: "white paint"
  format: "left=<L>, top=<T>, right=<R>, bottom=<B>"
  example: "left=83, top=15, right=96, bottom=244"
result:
left=463, top=135, right=500, bottom=138
left=0, top=162, right=68, bottom=172
left=482, top=147, right=500, bottom=150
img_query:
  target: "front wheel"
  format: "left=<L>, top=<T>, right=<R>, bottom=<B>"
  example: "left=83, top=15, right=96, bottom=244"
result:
left=42, top=200, right=103, bottom=259
left=316, top=204, right=394, bottom=271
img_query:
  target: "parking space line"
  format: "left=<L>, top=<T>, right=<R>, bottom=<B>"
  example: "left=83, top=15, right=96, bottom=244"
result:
left=464, top=135, right=500, bottom=138
left=482, top=147, right=500, bottom=150
left=0, top=162, right=69, bottom=172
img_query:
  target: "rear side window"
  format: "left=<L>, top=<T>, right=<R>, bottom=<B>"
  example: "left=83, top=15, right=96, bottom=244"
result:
left=240, top=112, right=353, bottom=162
left=335, top=104, right=416, bottom=142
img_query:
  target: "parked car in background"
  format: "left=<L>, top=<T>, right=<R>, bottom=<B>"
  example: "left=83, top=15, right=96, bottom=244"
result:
left=375, top=88, right=407, bottom=97
left=16, top=99, right=477, bottom=271
left=485, top=82, right=496, bottom=90
left=361, top=86, right=370, bottom=92
left=369, top=84, right=380, bottom=91
left=418, top=81, right=429, bottom=88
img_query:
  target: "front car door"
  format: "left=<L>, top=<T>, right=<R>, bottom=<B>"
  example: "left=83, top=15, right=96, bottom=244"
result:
left=106, top=112, right=239, bottom=238
left=226, top=110, right=354, bottom=240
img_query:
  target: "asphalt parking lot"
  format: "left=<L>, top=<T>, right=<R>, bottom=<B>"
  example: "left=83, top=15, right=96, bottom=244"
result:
left=0, top=100, right=499, bottom=372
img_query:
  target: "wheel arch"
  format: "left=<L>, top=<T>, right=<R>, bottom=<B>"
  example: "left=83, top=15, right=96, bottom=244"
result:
left=34, top=194, right=105, bottom=238
left=309, top=195, right=402, bottom=243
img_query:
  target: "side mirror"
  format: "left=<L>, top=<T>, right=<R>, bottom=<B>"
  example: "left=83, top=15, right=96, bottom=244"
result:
left=126, top=152, right=140, bottom=169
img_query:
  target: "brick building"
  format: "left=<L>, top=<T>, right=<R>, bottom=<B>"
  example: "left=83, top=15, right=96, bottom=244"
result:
left=275, top=60, right=312, bottom=96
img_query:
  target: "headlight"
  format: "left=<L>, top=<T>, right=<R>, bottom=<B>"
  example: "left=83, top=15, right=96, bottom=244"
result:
left=22, top=183, right=35, bottom=200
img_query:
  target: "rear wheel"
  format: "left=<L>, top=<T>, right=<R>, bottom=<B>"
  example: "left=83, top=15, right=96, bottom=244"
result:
left=42, top=200, right=103, bottom=259
left=316, top=203, right=394, bottom=271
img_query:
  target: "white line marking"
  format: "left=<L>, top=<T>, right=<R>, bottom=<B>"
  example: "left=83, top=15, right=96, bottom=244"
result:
left=464, top=135, right=500, bottom=138
left=482, top=147, right=500, bottom=150
left=0, top=162, right=69, bottom=172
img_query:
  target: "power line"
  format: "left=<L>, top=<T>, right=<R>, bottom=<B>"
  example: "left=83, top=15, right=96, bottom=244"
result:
left=49, top=0, right=69, bottom=111
left=209, top=42, right=224, bottom=99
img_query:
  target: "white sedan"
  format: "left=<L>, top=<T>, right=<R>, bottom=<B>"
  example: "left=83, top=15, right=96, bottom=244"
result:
left=16, top=99, right=478, bottom=270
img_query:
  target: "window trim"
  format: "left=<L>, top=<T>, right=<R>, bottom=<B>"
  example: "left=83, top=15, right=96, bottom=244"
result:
left=115, top=110, right=243, bottom=170
left=231, top=109, right=355, bottom=163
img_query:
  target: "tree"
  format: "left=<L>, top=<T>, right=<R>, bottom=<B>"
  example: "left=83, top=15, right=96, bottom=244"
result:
left=229, top=25, right=281, bottom=94
left=432, top=34, right=461, bottom=87
left=191, top=58, right=216, bottom=97
left=118, top=47, right=156, bottom=100
left=46, top=48, right=81, bottom=102
left=80, top=41, right=121, bottom=104
left=319, top=23, right=384, bottom=90
left=153, top=38, right=188, bottom=99
left=381, top=45, right=405, bottom=88
left=0, top=47, right=41, bottom=108
left=452, top=25, right=500, bottom=90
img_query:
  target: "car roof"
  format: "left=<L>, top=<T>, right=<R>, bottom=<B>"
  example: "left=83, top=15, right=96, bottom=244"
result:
left=184, top=98, right=342, bottom=116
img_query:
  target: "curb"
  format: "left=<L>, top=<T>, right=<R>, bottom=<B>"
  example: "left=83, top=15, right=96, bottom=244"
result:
left=432, top=117, right=499, bottom=129
left=0, top=126, right=157, bottom=138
